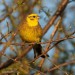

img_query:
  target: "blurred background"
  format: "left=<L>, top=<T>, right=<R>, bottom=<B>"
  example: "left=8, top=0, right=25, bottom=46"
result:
left=0, top=0, right=75, bottom=75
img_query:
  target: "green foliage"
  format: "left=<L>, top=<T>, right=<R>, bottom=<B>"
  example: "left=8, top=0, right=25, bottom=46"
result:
left=0, top=58, right=31, bottom=75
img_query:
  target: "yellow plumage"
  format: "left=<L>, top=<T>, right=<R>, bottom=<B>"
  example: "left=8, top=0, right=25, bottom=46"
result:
left=18, top=14, right=43, bottom=43
left=18, top=14, right=46, bottom=58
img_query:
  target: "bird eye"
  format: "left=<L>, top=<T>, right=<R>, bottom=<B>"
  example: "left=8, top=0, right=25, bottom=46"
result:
left=33, top=16, right=36, bottom=18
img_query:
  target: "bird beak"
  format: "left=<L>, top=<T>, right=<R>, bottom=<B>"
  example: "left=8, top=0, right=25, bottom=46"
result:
left=37, top=16, right=40, bottom=19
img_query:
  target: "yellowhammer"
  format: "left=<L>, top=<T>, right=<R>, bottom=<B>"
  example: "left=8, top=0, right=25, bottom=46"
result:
left=18, top=14, right=46, bottom=58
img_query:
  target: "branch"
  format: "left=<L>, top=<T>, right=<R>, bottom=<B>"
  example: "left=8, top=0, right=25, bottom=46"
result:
left=48, top=60, right=75, bottom=72
left=43, top=0, right=69, bottom=34
left=0, top=0, right=69, bottom=70
left=31, top=35, right=75, bottom=63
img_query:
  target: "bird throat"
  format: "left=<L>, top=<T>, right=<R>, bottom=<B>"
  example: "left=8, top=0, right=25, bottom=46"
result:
left=27, top=20, right=38, bottom=27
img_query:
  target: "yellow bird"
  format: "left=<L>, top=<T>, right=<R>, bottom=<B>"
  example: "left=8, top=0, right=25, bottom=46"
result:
left=18, top=13, right=46, bottom=58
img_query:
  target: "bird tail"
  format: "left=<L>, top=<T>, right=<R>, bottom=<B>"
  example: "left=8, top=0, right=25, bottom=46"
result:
left=33, top=44, right=49, bottom=58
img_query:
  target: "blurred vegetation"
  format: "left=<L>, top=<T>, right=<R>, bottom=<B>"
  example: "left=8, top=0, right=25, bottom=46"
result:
left=0, top=58, right=30, bottom=75
left=0, top=0, right=75, bottom=75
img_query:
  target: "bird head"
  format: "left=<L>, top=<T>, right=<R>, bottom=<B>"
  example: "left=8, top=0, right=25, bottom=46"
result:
left=26, top=14, right=40, bottom=27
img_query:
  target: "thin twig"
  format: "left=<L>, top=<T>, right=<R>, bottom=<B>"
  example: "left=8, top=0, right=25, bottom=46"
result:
left=48, top=60, right=75, bottom=72
left=0, top=0, right=69, bottom=70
